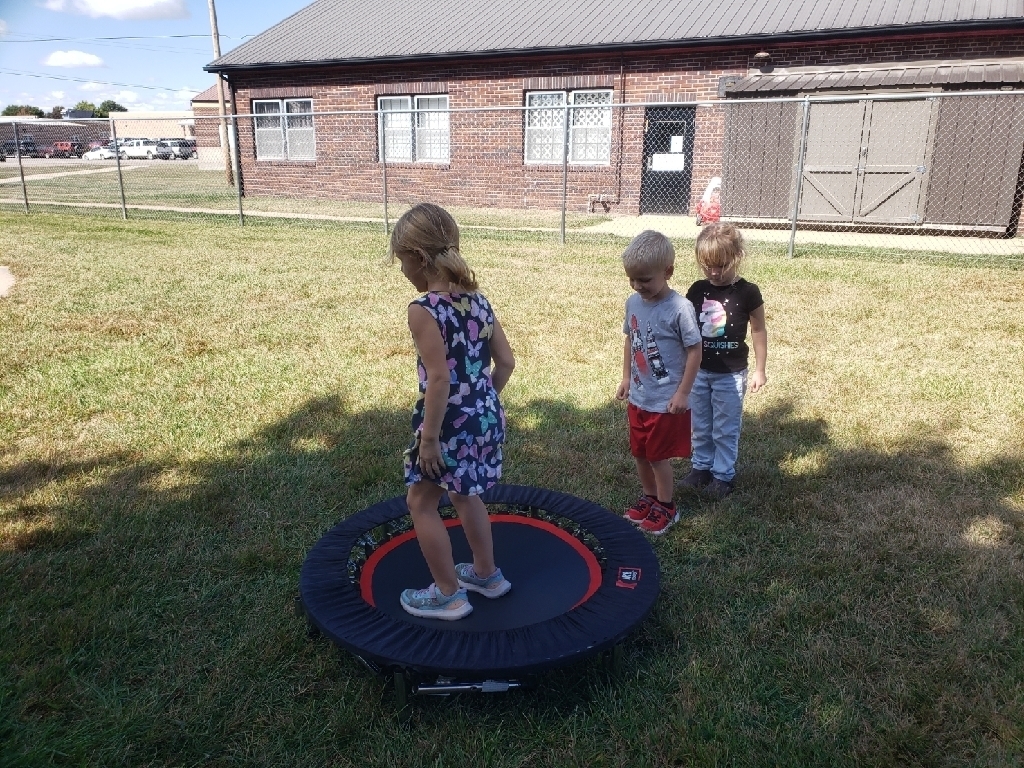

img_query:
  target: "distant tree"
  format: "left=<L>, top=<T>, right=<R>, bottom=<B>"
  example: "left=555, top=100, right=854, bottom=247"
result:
left=73, top=101, right=97, bottom=113
left=2, top=105, right=45, bottom=117
left=95, top=100, right=128, bottom=118
left=47, top=106, right=65, bottom=119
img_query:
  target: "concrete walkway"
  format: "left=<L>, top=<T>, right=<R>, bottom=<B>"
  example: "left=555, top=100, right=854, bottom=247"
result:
left=0, top=164, right=145, bottom=185
left=582, top=214, right=1024, bottom=256
left=2, top=197, right=1019, bottom=257
left=0, top=266, right=15, bottom=298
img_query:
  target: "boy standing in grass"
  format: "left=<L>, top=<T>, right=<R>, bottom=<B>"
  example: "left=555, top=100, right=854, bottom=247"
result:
left=615, top=230, right=702, bottom=535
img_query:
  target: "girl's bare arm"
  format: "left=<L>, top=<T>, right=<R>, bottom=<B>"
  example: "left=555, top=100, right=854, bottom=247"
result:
left=748, top=304, right=768, bottom=393
left=489, top=315, right=516, bottom=395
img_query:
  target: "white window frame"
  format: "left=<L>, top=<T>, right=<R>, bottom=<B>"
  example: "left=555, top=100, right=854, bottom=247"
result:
left=524, top=89, right=613, bottom=166
left=378, top=95, right=450, bottom=163
left=253, top=98, right=316, bottom=161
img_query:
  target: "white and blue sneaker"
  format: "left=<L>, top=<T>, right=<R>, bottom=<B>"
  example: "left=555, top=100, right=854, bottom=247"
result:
left=455, top=563, right=512, bottom=598
left=399, top=583, right=473, bottom=620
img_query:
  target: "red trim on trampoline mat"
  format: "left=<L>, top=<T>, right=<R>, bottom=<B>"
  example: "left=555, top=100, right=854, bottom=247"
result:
left=359, top=515, right=603, bottom=609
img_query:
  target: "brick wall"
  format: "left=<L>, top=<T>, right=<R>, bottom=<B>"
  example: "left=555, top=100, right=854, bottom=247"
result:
left=219, top=32, right=1024, bottom=216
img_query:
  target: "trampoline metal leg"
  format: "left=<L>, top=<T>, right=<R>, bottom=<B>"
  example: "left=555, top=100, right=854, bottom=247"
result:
left=604, top=644, right=625, bottom=679
left=294, top=595, right=322, bottom=640
left=394, top=671, right=412, bottom=722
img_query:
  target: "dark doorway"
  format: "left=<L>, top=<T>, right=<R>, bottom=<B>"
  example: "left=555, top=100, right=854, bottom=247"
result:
left=639, top=106, right=696, bottom=214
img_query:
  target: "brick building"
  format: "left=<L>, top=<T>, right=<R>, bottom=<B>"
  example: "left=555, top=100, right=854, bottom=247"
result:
left=204, top=0, right=1024, bottom=225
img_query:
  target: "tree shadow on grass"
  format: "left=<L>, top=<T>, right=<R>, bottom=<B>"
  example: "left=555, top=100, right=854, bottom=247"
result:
left=1, top=394, right=1023, bottom=766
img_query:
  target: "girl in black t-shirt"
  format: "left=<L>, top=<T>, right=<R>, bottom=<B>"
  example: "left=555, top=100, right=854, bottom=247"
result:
left=681, top=223, right=768, bottom=499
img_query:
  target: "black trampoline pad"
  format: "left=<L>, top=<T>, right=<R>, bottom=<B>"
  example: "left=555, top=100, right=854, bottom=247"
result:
left=362, top=516, right=602, bottom=632
left=300, top=485, right=660, bottom=677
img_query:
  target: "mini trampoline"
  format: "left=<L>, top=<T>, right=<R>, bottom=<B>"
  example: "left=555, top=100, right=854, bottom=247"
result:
left=298, top=484, right=659, bottom=703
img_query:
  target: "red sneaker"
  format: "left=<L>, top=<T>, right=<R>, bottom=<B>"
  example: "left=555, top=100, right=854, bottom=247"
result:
left=624, top=494, right=655, bottom=523
left=639, top=500, right=680, bottom=536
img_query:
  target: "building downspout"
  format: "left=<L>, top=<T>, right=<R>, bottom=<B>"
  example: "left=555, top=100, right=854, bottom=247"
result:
left=614, top=56, right=625, bottom=208
left=589, top=58, right=626, bottom=214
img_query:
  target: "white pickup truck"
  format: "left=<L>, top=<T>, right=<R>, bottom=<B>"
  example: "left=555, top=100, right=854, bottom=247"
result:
left=119, top=139, right=160, bottom=159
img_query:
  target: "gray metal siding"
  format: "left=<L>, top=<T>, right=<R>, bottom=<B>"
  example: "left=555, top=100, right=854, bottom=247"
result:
left=209, top=0, right=1024, bottom=70
left=924, top=94, right=1024, bottom=228
left=721, top=101, right=799, bottom=218
left=727, top=61, right=1024, bottom=93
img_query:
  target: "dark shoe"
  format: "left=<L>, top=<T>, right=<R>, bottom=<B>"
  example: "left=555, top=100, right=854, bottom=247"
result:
left=705, top=478, right=735, bottom=500
left=678, top=468, right=712, bottom=490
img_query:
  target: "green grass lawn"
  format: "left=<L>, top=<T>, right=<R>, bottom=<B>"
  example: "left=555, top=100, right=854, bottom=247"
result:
left=1, top=212, right=1022, bottom=767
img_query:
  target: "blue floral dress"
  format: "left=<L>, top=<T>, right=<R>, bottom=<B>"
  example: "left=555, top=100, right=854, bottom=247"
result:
left=404, top=291, right=506, bottom=496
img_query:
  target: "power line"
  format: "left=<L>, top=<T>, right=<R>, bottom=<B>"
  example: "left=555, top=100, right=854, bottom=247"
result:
left=0, top=68, right=203, bottom=95
left=2, top=33, right=254, bottom=42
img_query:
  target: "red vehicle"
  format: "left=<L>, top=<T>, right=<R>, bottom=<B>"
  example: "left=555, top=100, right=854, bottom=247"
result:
left=44, top=141, right=85, bottom=159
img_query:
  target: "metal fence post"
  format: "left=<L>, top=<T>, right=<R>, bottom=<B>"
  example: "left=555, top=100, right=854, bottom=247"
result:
left=560, top=101, right=570, bottom=245
left=380, top=109, right=390, bottom=235
left=110, top=117, right=128, bottom=220
left=13, top=122, right=29, bottom=214
left=788, top=98, right=811, bottom=259
left=231, top=114, right=244, bottom=226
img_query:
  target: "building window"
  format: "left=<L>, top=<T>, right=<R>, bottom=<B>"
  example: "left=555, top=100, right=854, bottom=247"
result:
left=378, top=95, right=450, bottom=163
left=525, top=89, right=613, bottom=165
left=253, top=99, right=315, bottom=161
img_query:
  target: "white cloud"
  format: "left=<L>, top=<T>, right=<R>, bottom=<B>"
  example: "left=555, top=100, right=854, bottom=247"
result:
left=42, top=0, right=188, bottom=20
left=0, top=19, right=9, bottom=36
left=114, top=90, right=138, bottom=103
left=80, top=81, right=104, bottom=91
left=44, top=50, right=104, bottom=67
left=51, top=90, right=66, bottom=100
left=174, top=87, right=199, bottom=102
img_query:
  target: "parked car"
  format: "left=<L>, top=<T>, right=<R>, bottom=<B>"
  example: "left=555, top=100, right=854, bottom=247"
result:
left=2, top=139, right=42, bottom=158
left=119, top=139, right=160, bottom=159
left=87, top=140, right=108, bottom=150
left=44, top=141, right=84, bottom=158
left=155, top=139, right=199, bottom=160
left=82, top=147, right=118, bottom=160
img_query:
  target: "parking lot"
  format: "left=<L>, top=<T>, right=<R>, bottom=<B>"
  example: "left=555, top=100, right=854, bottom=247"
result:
left=5, top=157, right=198, bottom=167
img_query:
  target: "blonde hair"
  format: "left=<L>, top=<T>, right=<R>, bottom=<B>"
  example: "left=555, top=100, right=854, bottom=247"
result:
left=622, top=230, right=675, bottom=271
left=389, top=203, right=479, bottom=292
left=695, top=223, right=745, bottom=271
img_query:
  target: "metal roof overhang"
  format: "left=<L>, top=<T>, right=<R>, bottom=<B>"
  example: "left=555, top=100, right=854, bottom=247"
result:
left=204, top=18, right=1024, bottom=75
left=727, top=60, right=1024, bottom=93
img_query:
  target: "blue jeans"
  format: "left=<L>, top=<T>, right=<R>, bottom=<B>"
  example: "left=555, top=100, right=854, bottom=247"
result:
left=689, top=369, right=747, bottom=482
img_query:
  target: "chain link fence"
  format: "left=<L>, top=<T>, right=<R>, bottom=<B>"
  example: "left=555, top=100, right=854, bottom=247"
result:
left=2, top=90, right=1022, bottom=260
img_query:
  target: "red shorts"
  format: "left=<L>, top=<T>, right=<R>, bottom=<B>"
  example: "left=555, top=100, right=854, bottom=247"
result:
left=628, top=403, right=692, bottom=462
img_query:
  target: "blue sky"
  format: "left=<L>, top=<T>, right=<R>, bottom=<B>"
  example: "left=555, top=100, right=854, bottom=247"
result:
left=0, top=0, right=310, bottom=112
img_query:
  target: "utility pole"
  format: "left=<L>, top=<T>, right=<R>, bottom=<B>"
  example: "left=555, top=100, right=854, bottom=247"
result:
left=207, top=0, right=234, bottom=186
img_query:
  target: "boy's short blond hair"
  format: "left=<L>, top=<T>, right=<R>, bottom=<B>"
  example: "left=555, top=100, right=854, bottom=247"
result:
left=695, top=223, right=745, bottom=271
left=622, top=230, right=675, bottom=271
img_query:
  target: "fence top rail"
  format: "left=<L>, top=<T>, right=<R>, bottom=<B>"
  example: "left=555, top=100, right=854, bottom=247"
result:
left=5, top=88, right=1022, bottom=127
left=200, top=88, right=1024, bottom=118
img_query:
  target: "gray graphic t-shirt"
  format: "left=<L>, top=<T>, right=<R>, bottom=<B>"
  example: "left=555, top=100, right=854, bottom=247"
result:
left=622, top=289, right=701, bottom=413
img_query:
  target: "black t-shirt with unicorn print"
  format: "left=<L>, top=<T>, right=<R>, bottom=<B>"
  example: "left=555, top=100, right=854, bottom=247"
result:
left=686, top=278, right=763, bottom=374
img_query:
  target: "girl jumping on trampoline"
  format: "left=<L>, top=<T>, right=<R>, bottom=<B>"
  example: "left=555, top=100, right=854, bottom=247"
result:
left=391, top=203, right=517, bottom=620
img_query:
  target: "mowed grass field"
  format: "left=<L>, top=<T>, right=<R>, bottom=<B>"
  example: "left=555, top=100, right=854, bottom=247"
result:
left=1, top=212, right=1022, bottom=767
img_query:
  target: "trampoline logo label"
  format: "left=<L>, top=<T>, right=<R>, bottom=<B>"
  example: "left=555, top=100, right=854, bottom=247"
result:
left=616, top=567, right=642, bottom=589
